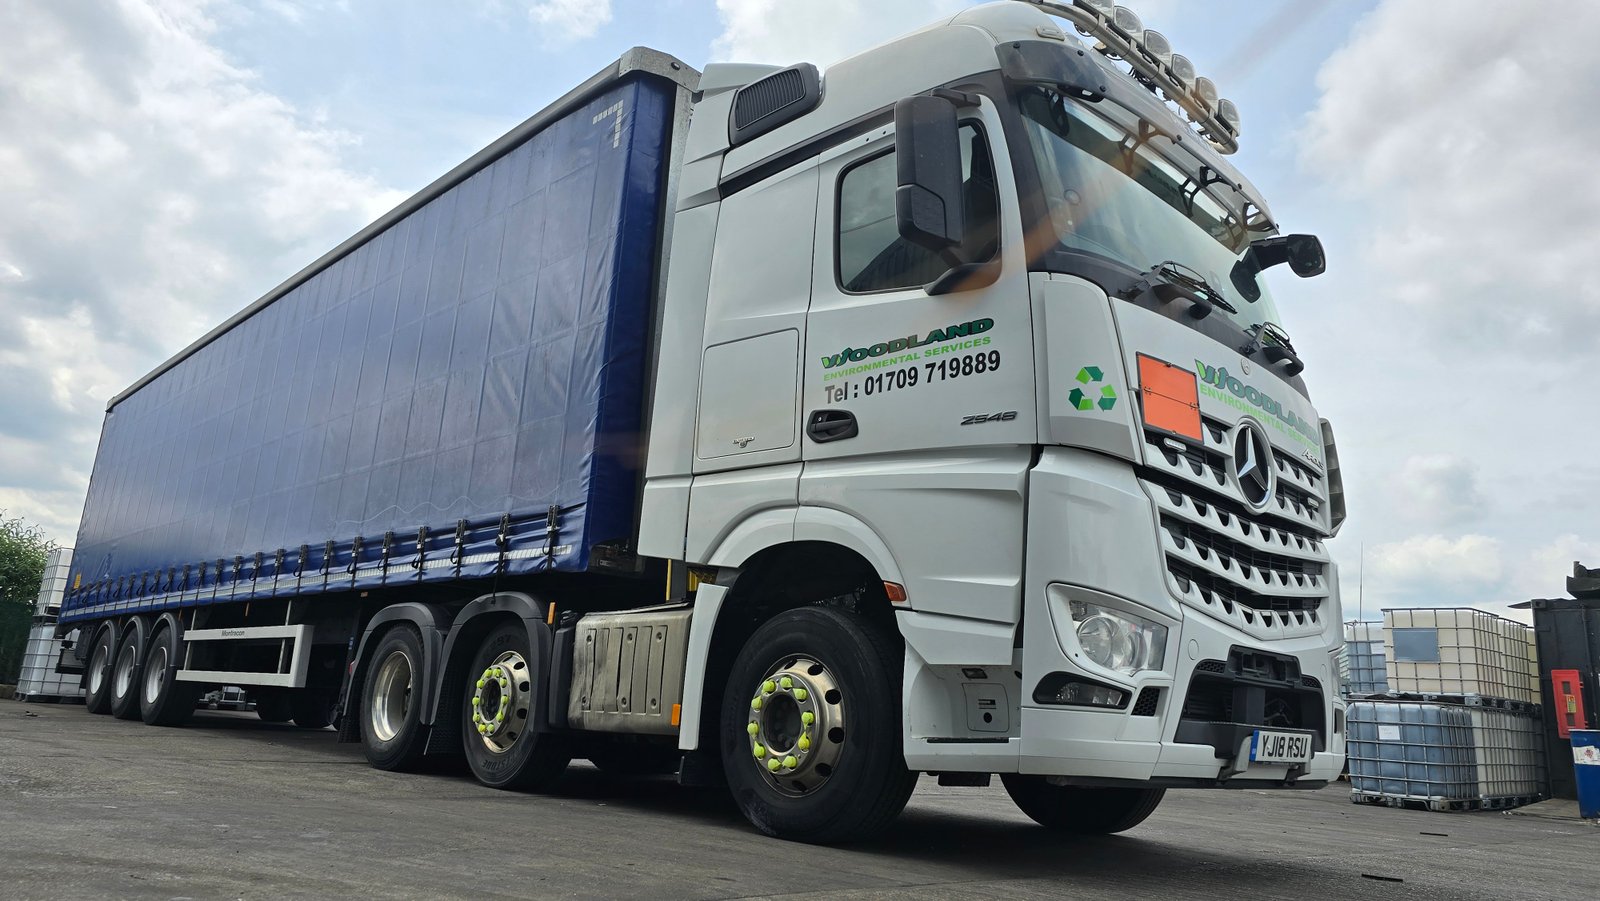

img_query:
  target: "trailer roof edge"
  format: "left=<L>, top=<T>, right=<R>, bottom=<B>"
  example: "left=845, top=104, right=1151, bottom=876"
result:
left=107, top=47, right=701, bottom=412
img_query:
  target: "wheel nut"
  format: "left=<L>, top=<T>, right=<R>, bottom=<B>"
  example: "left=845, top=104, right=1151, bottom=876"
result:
left=762, top=680, right=775, bottom=694
left=747, top=722, right=759, bottom=736
left=801, top=711, right=814, bottom=725
left=783, top=756, right=798, bottom=769
left=779, top=676, right=792, bottom=690
left=751, top=697, right=763, bottom=710
left=794, top=688, right=808, bottom=701
left=767, top=758, right=781, bottom=772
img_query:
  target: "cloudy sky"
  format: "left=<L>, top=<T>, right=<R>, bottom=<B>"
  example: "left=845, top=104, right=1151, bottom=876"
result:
left=1, top=0, right=1595, bottom=620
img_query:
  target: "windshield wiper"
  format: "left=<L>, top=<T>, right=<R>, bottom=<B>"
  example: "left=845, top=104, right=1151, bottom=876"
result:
left=1138, top=260, right=1237, bottom=320
left=1242, top=321, right=1305, bottom=377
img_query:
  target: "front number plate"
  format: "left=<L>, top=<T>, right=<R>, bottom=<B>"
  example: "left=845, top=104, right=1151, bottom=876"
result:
left=1249, top=729, right=1314, bottom=764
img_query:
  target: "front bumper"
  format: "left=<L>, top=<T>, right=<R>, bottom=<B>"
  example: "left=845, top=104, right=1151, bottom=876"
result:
left=1016, top=447, right=1345, bottom=786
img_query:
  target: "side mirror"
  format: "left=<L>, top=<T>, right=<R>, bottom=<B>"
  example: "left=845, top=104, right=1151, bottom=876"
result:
left=1229, top=233, right=1326, bottom=301
left=1284, top=233, right=1325, bottom=278
left=894, top=95, right=965, bottom=266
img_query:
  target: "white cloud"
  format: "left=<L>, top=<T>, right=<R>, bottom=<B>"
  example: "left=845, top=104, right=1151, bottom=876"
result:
left=1367, top=533, right=1503, bottom=593
left=0, top=0, right=401, bottom=543
left=1300, top=0, right=1600, bottom=358
left=712, top=0, right=967, bottom=66
left=1392, top=454, right=1485, bottom=526
left=528, top=0, right=612, bottom=41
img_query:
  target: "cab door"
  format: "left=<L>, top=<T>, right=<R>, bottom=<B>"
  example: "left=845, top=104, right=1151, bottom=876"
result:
left=799, top=97, right=1035, bottom=628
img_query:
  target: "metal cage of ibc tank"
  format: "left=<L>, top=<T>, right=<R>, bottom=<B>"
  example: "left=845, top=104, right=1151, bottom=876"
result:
left=1383, top=608, right=1539, bottom=704
left=1347, top=698, right=1545, bottom=811
left=1344, top=621, right=1389, bottom=696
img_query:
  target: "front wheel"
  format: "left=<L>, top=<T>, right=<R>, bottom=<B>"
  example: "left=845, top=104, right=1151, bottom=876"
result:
left=1000, top=775, right=1165, bottom=834
left=719, top=606, right=917, bottom=844
left=460, top=623, right=569, bottom=791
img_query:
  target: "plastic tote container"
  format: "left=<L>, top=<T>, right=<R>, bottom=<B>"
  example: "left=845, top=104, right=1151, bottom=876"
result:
left=1572, top=729, right=1600, bottom=819
left=1348, top=699, right=1545, bottom=811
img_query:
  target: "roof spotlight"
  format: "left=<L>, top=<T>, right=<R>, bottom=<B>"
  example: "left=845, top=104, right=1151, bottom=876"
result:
left=1111, top=5, right=1144, bottom=40
left=1140, top=30, right=1173, bottom=65
left=1074, top=0, right=1115, bottom=16
left=1169, top=54, right=1195, bottom=87
left=1193, top=76, right=1219, bottom=111
left=1216, top=98, right=1241, bottom=135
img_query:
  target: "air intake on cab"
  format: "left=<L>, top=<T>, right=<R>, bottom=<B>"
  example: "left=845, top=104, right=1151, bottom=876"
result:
left=729, top=63, right=823, bottom=146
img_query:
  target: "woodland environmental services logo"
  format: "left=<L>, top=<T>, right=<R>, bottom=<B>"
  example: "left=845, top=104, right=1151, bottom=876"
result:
left=1194, top=359, right=1320, bottom=446
left=819, top=318, right=994, bottom=369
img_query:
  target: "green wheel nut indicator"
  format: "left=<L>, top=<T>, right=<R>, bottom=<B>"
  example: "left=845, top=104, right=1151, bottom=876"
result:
left=779, top=676, right=793, bottom=690
left=762, top=680, right=775, bottom=693
left=801, top=711, right=814, bottom=725
left=793, top=688, right=808, bottom=701
left=767, top=758, right=781, bottom=772
left=783, top=756, right=798, bottom=768
left=747, top=722, right=759, bottom=736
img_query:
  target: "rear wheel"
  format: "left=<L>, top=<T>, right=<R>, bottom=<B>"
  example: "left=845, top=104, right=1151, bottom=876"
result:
left=720, top=606, right=917, bottom=843
left=255, top=691, right=293, bottom=723
left=109, top=623, right=146, bottom=720
left=84, top=626, right=116, bottom=715
left=140, top=626, right=199, bottom=726
left=291, top=690, right=337, bottom=730
left=361, top=627, right=429, bottom=771
left=1000, top=775, right=1165, bottom=834
left=461, top=623, right=569, bottom=791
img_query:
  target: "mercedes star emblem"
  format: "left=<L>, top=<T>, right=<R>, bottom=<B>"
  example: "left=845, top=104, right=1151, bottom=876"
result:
left=1232, top=421, right=1274, bottom=508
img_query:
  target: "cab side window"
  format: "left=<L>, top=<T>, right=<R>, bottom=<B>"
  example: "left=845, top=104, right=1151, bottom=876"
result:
left=836, top=124, right=998, bottom=293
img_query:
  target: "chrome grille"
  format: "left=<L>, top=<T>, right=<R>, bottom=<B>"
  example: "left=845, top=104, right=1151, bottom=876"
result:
left=1142, top=421, right=1331, bottom=640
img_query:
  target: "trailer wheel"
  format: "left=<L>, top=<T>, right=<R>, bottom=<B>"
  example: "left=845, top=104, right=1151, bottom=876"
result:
left=1000, top=775, right=1165, bottom=834
left=720, top=606, right=917, bottom=843
left=109, top=622, right=147, bottom=720
left=360, top=627, right=429, bottom=771
left=461, top=623, right=569, bottom=791
left=84, top=626, right=117, bottom=715
left=291, top=690, right=337, bottom=730
left=255, top=691, right=294, bottom=723
left=140, top=625, right=199, bottom=727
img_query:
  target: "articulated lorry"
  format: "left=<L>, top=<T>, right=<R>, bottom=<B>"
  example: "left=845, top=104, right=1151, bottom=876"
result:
left=59, top=0, right=1347, bottom=842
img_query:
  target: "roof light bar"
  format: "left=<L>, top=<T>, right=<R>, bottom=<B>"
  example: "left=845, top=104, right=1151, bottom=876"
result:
left=1020, top=0, right=1239, bottom=154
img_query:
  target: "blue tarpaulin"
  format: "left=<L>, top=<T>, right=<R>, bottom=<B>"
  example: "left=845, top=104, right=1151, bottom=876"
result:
left=62, top=74, right=673, bottom=623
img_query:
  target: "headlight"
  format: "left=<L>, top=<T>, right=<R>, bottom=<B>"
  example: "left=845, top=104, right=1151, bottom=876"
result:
left=1071, top=600, right=1167, bottom=675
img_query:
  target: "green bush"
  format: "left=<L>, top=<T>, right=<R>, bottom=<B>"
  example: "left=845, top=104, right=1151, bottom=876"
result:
left=0, top=513, right=56, bottom=684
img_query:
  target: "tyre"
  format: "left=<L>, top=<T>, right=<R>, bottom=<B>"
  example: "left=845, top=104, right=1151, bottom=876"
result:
left=588, top=743, right=682, bottom=777
left=1000, top=775, right=1165, bottom=834
left=461, top=622, right=569, bottom=791
left=360, top=627, right=429, bottom=771
left=719, top=606, right=918, bottom=843
left=291, top=690, right=337, bottom=730
left=255, top=691, right=293, bottom=723
left=140, top=625, right=199, bottom=726
left=108, top=622, right=147, bottom=720
left=83, top=625, right=117, bottom=715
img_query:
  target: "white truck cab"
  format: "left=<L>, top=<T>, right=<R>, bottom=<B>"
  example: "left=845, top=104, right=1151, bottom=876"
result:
left=641, top=0, right=1345, bottom=837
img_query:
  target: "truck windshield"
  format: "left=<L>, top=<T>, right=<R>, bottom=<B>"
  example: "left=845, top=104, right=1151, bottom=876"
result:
left=1016, top=86, right=1285, bottom=332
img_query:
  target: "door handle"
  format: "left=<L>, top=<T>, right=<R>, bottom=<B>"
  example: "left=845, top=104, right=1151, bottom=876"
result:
left=806, top=409, right=858, bottom=443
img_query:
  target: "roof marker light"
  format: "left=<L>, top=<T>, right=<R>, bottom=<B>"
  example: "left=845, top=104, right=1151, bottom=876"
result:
left=1169, top=54, right=1195, bottom=87
left=1216, top=98, right=1241, bottom=135
left=1111, top=5, right=1143, bottom=40
left=1140, top=30, right=1172, bottom=65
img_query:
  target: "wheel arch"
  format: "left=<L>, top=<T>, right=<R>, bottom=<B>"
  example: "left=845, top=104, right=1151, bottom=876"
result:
left=677, top=510, right=906, bottom=751
left=425, top=591, right=554, bottom=757
left=338, top=602, right=453, bottom=745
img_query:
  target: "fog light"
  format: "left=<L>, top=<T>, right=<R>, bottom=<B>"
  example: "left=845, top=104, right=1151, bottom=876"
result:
left=1035, top=674, right=1129, bottom=709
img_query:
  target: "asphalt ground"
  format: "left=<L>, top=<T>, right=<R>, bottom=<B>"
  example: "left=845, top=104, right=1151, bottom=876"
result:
left=2, top=701, right=1595, bottom=900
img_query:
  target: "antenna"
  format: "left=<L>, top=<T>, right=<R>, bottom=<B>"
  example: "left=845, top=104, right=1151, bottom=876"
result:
left=1358, top=541, right=1365, bottom=622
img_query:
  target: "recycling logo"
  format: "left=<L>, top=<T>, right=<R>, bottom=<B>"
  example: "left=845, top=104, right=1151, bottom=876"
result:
left=1069, top=366, right=1118, bottom=412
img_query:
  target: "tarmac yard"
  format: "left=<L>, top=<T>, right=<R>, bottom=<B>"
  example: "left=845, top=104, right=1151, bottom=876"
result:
left=2, top=703, right=1595, bottom=900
